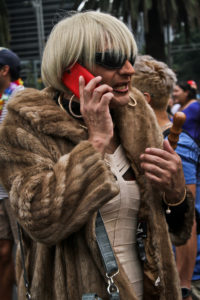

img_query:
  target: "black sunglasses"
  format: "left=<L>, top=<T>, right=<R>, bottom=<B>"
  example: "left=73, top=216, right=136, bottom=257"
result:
left=95, top=51, right=136, bottom=69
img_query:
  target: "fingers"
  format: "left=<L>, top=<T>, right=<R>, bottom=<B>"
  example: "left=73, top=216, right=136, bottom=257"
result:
left=142, top=170, right=167, bottom=186
left=79, top=75, right=85, bottom=100
left=92, top=84, right=113, bottom=102
left=79, top=75, right=114, bottom=119
left=78, top=75, right=114, bottom=153
left=79, top=75, right=113, bottom=104
left=141, top=145, right=173, bottom=161
left=140, top=157, right=171, bottom=186
left=140, top=142, right=183, bottom=191
left=163, top=139, right=175, bottom=154
left=79, top=75, right=102, bottom=92
left=140, top=150, right=173, bottom=171
left=79, top=75, right=102, bottom=101
left=140, top=151, right=180, bottom=176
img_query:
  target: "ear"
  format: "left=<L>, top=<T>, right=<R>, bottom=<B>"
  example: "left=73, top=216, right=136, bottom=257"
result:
left=1, top=65, right=10, bottom=76
left=185, top=90, right=190, bottom=97
left=143, top=92, right=151, bottom=104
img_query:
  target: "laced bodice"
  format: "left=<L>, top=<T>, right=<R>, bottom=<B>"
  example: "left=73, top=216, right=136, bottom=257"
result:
left=101, top=145, right=143, bottom=299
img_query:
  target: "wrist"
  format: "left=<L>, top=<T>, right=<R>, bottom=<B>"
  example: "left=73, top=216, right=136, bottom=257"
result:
left=88, top=136, right=108, bottom=155
left=163, top=187, right=187, bottom=214
left=180, top=280, right=191, bottom=289
left=164, top=186, right=186, bottom=205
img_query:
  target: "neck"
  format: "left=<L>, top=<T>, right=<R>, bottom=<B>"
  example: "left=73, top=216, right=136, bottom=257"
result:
left=0, top=85, right=7, bottom=95
left=180, top=99, right=196, bottom=110
left=154, top=109, right=172, bottom=130
left=0, top=79, right=10, bottom=95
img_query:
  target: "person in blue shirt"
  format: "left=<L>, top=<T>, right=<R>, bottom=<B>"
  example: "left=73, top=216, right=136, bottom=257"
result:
left=132, top=55, right=200, bottom=300
left=175, top=132, right=200, bottom=300
left=173, top=81, right=200, bottom=143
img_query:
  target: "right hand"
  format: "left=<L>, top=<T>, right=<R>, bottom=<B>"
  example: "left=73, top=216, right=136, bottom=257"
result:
left=79, top=75, right=114, bottom=154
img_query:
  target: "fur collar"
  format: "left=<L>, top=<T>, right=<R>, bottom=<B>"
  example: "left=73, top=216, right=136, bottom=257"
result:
left=7, top=86, right=163, bottom=175
left=7, top=87, right=88, bottom=145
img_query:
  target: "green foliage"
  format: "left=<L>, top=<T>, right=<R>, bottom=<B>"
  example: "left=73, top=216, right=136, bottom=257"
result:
left=74, top=0, right=200, bottom=34
left=172, top=29, right=200, bottom=88
left=73, top=0, right=200, bottom=60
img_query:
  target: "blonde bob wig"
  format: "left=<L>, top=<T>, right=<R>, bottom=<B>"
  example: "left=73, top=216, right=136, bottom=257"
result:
left=41, top=11, right=137, bottom=93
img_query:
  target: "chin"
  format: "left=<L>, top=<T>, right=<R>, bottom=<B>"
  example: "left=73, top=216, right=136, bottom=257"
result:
left=110, top=93, right=130, bottom=108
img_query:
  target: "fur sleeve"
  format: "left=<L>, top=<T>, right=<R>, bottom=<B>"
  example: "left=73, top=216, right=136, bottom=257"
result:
left=166, top=187, right=195, bottom=245
left=0, top=126, right=119, bottom=245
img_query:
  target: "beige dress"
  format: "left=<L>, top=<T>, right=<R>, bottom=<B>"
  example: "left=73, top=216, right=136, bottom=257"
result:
left=101, top=145, right=143, bottom=299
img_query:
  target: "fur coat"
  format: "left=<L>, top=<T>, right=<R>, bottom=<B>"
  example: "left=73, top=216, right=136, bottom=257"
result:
left=0, top=87, right=194, bottom=300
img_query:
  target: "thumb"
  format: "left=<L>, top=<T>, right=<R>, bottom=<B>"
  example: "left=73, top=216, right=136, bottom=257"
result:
left=163, top=139, right=175, bottom=154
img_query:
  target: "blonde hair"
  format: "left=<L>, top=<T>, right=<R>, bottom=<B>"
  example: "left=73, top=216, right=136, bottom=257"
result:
left=41, top=11, right=137, bottom=92
left=132, top=55, right=177, bottom=110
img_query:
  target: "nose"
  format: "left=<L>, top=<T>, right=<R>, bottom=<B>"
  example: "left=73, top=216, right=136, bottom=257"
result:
left=119, top=60, right=135, bottom=75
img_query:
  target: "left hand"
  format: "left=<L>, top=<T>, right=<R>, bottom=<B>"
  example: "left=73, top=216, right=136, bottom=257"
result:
left=140, top=139, right=185, bottom=203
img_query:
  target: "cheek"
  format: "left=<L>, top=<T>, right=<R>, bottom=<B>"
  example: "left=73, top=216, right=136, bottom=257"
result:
left=90, top=66, right=115, bottom=85
left=176, top=91, right=182, bottom=97
left=102, top=75, right=114, bottom=85
left=179, top=92, right=185, bottom=99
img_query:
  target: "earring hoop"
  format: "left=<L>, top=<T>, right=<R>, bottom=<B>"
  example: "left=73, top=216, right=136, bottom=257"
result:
left=128, top=95, right=137, bottom=108
left=58, top=93, right=65, bottom=111
left=58, top=94, right=82, bottom=119
left=69, top=95, right=82, bottom=119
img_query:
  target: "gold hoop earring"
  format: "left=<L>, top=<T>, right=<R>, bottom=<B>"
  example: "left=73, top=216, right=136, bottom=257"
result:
left=58, top=94, right=82, bottom=119
left=69, top=95, right=82, bottom=118
left=128, top=95, right=137, bottom=108
left=58, top=93, right=65, bottom=111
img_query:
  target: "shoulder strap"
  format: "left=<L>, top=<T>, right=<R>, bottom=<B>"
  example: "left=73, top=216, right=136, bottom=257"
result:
left=163, top=128, right=171, bottom=138
left=82, top=294, right=102, bottom=300
left=163, top=127, right=199, bottom=145
left=82, top=211, right=120, bottom=299
left=18, top=212, right=120, bottom=300
left=95, top=211, right=119, bottom=276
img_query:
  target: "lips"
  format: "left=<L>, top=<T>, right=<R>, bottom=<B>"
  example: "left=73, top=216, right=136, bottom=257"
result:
left=113, top=84, right=129, bottom=93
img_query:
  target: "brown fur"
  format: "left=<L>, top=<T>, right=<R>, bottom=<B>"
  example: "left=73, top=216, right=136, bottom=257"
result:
left=0, top=87, right=194, bottom=299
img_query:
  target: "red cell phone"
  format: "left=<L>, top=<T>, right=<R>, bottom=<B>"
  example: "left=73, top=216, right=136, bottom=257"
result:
left=62, top=63, right=94, bottom=98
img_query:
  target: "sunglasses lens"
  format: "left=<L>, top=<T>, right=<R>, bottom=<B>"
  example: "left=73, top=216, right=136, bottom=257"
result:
left=95, top=51, right=135, bottom=69
left=95, top=52, right=124, bottom=69
left=130, top=55, right=136, bottom=66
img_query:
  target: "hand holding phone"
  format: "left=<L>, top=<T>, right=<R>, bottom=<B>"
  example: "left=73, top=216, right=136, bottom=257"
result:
left=62, top=63, right=94, bottom=98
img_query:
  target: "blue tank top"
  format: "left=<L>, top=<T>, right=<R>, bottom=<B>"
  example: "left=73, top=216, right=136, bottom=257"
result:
left=182, top=101, right=200, bottom=142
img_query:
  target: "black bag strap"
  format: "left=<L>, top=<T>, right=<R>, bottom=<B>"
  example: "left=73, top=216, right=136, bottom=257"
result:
left=96, top=211, right=119, bottom=296
left=83, top=211, right=120, bottom=300
left=82, top=292, right=119, bottom=300
left=82, top=294, right=102, bottom=300
left=95, top=211, right=119, bottom=276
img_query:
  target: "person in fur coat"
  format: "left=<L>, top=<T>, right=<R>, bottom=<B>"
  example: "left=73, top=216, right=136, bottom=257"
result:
left=0, top=11, right=195, bottom=300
